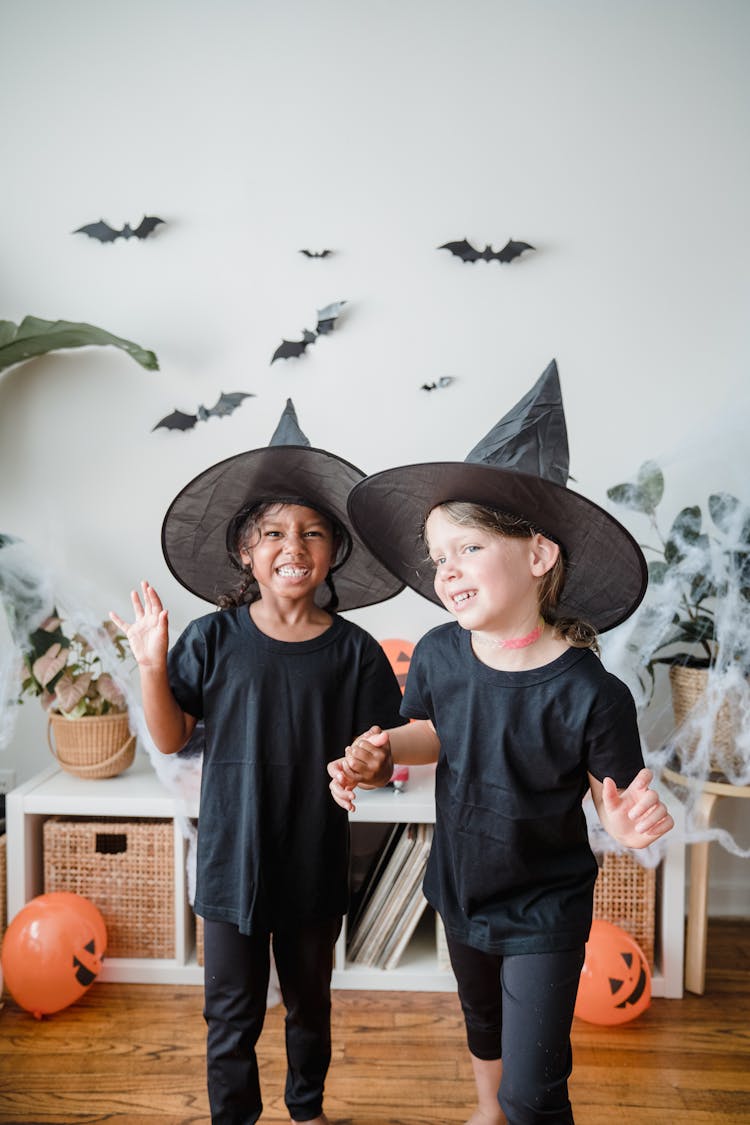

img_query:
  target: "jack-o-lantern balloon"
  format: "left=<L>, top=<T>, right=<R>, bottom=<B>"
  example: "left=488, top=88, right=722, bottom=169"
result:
left=379, top=639, right=415, bottom=789
left=1, top=892, right=107, bottom=1019
left=379, top=638, right=414, bottom=694
left=575, top=919, right=651, bottom=1026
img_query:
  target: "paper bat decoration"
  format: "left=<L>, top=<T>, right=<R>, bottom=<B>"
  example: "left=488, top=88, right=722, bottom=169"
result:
left=421, top=376, right=456, bottom=391
left=73, top=216, right=165, bottom=242
left=271, top=301, right=347, bottom=363
left=152, top=391, right=255, bottom=432
left=438, top=238, right=535, bottom=264
left=299, top=249, right=333, bottom=258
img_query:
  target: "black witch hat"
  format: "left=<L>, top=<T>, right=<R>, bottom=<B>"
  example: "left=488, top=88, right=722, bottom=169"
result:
left=347, top=361, right=647, bottom=633
left=161, top=399, right=404, bottom=611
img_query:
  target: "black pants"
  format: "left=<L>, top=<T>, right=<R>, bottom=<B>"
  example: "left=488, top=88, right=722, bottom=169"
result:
left=446, top=933, right=585, bottom=1125
left=203, top=916, right=342, bottom=1124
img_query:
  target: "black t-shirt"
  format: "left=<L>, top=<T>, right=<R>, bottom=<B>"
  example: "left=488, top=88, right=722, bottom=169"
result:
left=401, top=623, right=645, bottom=955
left=168, top=607, right=406, bottom=934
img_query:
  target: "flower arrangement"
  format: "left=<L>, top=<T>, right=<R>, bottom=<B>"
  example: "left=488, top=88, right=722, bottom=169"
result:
left=20, top=612, right=130, bottom=718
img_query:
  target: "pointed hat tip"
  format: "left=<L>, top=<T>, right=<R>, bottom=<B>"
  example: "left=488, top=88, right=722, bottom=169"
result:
left=269, top=398, right=311, bottom=447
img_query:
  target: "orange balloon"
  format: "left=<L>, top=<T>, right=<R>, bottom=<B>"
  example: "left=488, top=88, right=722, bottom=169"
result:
left=575, top=919, right=651, bottom=1026
left=1, top=892, right=107, bottom=1019
left=41, top=891, right=108, bottom=958
left=380, top=638, right=414, bottom=694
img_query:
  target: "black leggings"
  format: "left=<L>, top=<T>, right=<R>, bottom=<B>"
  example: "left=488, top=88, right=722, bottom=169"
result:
left=446, top=933, right=585, bottom=1125
left=203, top=916, right=341, bottom=1124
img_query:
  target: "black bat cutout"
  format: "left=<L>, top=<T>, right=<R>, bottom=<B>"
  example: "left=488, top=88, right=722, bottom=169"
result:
left=74, top=216, right=165, bottom=242
left=421, top=376, right=456, bottom=392
left=439, top=238, right=535, bottom=264
left=271, top=301, right=346, bottom=363
left=152, top=391, right=255, bottom=432
left=299, top=249, right=333, bottom=258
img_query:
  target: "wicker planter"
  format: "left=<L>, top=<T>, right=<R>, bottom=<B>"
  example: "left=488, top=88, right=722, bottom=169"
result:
left=668, top=664, right=742, bottom=775
left=47, top=711, right=136, bottom=779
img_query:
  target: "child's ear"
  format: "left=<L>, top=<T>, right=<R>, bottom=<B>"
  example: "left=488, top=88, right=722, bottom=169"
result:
left=530, top=534, right=560, bottom=576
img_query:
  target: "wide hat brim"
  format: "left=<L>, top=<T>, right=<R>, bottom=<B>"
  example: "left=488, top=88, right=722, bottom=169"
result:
left=347, top=463, right=647, bottom=633
left=162, top=445, right=404, bottom=611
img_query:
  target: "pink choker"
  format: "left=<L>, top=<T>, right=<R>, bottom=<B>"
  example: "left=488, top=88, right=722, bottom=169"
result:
left=471, top=618, right=544, bottom=650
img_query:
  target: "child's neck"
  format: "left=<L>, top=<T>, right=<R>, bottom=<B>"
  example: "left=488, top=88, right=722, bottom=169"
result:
left=469, top=620, right=569, bottom=672
left=249, top=597, right=333, bottom=642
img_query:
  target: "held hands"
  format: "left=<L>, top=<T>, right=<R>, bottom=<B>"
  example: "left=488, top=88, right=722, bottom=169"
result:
left=328, top=726, right=393, bottom=812
left=598, top=768, right=674, bottom=849
left=109, top=581, right=169, bottom=670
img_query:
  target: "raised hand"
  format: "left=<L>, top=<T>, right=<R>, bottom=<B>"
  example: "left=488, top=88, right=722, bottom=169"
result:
left=596, top=768, right=674, bottom=849
left=110, top=581, right=169, bottom=670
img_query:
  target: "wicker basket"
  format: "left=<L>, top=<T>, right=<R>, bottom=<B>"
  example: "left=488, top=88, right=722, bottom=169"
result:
left=593, top=851, right=656, bottom=968
left=43, top=817, right=175, bottom=958
left=669, top=664, right=741, bottom=774
left=47, top=712, right=135, bottom=779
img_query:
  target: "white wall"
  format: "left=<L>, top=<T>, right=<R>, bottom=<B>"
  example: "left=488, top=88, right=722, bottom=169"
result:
left=1, top=0, right=748, bottom=912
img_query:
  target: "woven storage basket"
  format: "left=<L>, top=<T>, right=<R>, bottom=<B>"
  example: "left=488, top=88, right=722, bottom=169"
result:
left=48, top=712, right=136, bottom=780
left=669, top=664, right=741, bottom=774
left=43, top=817, right=175, bottom=958
left=593, top=851, right=656, bottom=968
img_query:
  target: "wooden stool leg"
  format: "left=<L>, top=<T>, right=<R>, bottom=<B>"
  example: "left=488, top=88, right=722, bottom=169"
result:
left=684, top=791, right=719, bottom=995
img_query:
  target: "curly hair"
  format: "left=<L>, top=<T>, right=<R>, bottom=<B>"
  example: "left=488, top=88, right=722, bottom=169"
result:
left=217, top=500, right=347, bottom=612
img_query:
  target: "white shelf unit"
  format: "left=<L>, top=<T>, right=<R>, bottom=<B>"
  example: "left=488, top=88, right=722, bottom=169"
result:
left=5, top=754, right=201, bottom=984
left=4, top=757, right=685, bottom=996
left=333, top=764, right=455, bottom=991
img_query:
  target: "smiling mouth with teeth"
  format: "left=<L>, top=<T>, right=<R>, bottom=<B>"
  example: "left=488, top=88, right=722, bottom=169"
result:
left=277, top=566, right=310, bottom=577
left=453, top=591, right=476, bottom=605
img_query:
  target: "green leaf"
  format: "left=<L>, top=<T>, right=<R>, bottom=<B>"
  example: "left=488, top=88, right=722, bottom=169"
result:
left=648, top=560, right=669, bottom=584
left=606, top=461, right=664, bottom=516
left=635, top=461, right=664, bottom=510
left=689, top=572, right=715, bottom=603
left=0, top=316, right=159, bottom=374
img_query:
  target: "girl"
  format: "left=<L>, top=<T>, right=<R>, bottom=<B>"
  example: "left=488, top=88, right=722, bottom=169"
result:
left=112, top=400, right=406, bottom=1125
left=329, top=364, right=674, bottom=1125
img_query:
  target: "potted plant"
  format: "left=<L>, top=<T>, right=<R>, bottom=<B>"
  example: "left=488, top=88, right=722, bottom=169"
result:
left=19, top=611, right=136, bottom=779
left=606, top=460, right=750, bottom=776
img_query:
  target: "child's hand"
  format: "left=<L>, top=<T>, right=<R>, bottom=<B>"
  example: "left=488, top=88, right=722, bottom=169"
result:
left=596, top=768, right=674, bottom=849
left=110, top=581, right=169, bottom=670
left=345, top=727, right=393, bottom=786
left=327, top=727, right=394, bottom=813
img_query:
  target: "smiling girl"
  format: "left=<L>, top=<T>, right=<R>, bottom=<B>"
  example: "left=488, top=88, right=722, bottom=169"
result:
left=112, top=400, right=406, bottom=1125
left=328, top=365, right=674, bottom=1125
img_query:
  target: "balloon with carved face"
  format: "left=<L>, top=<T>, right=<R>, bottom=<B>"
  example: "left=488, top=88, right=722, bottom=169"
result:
left=0, top=892, right=107, bottom=1019
left=575, top=919, right=651, bottom=1025
left=379, top=639, right=415, bottom=788
left=379, top=638, right=414, bottom=694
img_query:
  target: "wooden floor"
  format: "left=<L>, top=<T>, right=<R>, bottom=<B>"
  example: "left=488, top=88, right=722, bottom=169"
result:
left=1, top=918, right=748, bottom=1125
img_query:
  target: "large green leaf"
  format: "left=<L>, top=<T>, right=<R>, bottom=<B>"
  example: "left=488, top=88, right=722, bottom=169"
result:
left=606, top=460, right=664, bottom=516
left=0, top=316, right=159, bottom=373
